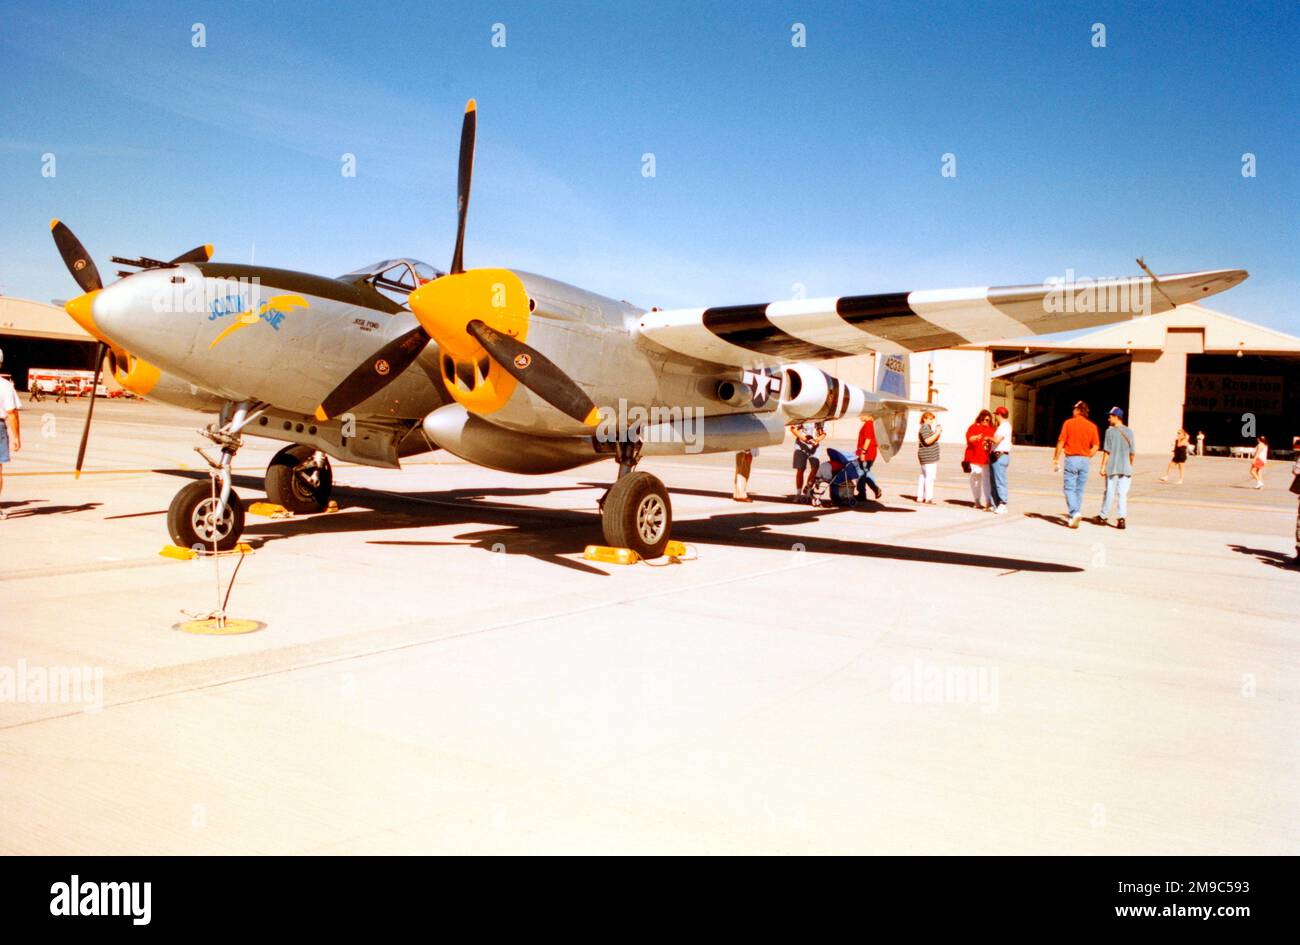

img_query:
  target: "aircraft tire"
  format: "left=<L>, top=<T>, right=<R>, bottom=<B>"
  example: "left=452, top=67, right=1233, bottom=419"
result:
left=168, top=480, right=246, bottom=553
left=601, top=471, right=671, bottom=559
left=265, top=445, right=332, bottom=514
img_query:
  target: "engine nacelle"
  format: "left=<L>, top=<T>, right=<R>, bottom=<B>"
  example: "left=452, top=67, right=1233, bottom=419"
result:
left=778, top=358, right=933, bottom=462
left=779, top=364, right=864, bottom=423
left=422, top=404, right=603, bottom=474
left=107, top=350, right=225, bottom=411
left=638, top=410, right=786, bottom=456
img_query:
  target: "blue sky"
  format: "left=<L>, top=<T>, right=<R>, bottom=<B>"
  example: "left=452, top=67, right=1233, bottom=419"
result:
left=2, top=0, right=1296, bottom=329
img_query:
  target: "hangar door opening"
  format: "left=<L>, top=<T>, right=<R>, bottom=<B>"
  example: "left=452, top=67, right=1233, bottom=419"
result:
left=989, top=349, right=1131, bottom=446
left=0, top=333, right=101, bottom=392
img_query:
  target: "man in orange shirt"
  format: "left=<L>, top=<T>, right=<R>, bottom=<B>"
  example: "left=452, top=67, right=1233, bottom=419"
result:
left=1052, top=400, right=1100, bottom=528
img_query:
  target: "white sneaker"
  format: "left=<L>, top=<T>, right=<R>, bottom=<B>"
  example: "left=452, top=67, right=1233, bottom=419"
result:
left=994, top=504, right=1007, bottom=515
left=1069, top=514, right=1081, bottom=528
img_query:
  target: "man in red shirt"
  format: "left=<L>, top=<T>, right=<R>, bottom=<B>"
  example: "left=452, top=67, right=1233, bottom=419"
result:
left=855, top=419, right=884, bottom=500
left=1052, top=400, right=1100, bottom=528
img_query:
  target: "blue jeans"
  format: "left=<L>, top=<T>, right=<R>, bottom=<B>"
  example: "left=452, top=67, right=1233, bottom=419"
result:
left=1101, top=474, right=1131, bottom=519
left=990, top=453, right=1009, bottom=506
left=1062, top=455, right=1090, bottom=516
left=854, top=458, right=881, bottom=498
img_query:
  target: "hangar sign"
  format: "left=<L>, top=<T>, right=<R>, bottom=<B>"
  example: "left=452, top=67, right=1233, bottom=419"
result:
left=1186, top=374, right=1283, bottom=414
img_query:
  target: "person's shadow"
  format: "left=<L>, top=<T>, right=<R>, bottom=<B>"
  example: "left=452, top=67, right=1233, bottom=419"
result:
left=0, top=499, right=100, bottom=518
left=1227, top=544, right=1298, bottom=571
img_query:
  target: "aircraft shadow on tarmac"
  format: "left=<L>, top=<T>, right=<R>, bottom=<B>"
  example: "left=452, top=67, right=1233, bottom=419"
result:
left=155, top=469, right=1083, bottom=576
left=599, top=482, right=916, bottom=513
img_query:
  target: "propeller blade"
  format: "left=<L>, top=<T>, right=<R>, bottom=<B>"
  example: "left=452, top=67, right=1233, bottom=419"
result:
left=169, top=243, right=214, bottom=264
left=449, top=99, right=476, bottom=275
left=314, top=325, right=430, bottom=421
left=74, top=342, right=107, bottom=479
left=50, top=219, right=103, bottom=293
left=466, top=319, right=598, bottom=425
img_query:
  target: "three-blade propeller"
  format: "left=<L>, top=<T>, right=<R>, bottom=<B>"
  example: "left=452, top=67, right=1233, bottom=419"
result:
left=49, top=220, right=212, bottom=477
left=316, top=98, right=599, bottom=426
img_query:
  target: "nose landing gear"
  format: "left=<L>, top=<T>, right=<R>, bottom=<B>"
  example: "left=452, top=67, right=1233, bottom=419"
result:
left=168, top=480, right=246, bottom=552
left=166, top=401, right=264, bottom=552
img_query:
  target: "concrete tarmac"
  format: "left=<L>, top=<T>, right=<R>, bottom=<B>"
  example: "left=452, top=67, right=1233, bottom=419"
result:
left=1, top=400, right=1297, bottom=853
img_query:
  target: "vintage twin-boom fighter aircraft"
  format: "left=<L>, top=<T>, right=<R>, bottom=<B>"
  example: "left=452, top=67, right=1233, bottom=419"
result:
left=49, top=101, right=1248, bottom=557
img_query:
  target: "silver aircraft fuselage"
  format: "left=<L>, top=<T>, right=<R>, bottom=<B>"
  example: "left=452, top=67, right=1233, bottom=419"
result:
left=78, top=260, right=808, bottom=472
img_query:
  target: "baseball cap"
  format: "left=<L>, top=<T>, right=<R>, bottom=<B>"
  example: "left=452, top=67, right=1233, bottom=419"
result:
left=1109, top=406, right=1124, bottom=420
left=994, top=406, right=1009, bottom=417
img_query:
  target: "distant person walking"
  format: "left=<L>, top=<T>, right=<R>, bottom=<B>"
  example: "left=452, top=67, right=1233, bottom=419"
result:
left=1196, top=430, right=1205, bottom=457
left=989, top=405, right=1012, bottom=514
left=1160, top=429, right=1189, bottom=483
left=1289, top=436, right=1300, bottom=569
left=963, top=409, right=996, bottom=510
left=54, top=381, right=69, bottom=404
left=915, top=411, right=942, bottom=503
left=0, top=349, right=22, bottom=520
left=1249, top=436, right=1268, bottom=489
left=854, top=418, right=883, bottom=501
left=1290, top=437, right=1300, bottom=568
left=790, top=420, right=825, bottom=497
left=1052, top=400, right=1100, bottom=528
left=1094, top=407, right=1135, bottom=529
left=733, top=448, right=755, bottom=502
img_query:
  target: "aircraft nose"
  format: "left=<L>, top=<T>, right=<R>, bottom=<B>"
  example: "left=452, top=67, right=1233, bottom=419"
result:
left=64, top=289, right=104, bottom=342
left=89, top=269, right=170, bottom=353
left=87, top=278, right=134, bottom=345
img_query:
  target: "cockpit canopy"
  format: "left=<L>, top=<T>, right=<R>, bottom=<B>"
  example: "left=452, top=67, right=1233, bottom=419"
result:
left=339, top=259, right=443, bottom=306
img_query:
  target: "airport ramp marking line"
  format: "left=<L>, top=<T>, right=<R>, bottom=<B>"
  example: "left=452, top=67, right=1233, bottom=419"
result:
left=0, top=532, right=846, bottom=732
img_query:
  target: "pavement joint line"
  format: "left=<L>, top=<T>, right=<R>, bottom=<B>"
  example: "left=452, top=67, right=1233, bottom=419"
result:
left=0, top=546, right=831, bottom=732
left=2, top=501, right=1052, bottom=731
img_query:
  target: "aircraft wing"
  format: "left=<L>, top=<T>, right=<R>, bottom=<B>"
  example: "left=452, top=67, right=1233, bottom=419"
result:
left=637, top=268, right=1247, bottom=368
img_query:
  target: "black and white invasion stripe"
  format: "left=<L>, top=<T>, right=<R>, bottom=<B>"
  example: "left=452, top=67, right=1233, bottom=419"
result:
left=636, top=271, right=1247, bottom=368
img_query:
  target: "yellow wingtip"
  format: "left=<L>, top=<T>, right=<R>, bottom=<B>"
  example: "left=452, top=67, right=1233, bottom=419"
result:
left=203, top=243, right=214, bottom=260
left=49, top=218, right=60, bottom=230
left=583, top=406, right=601, bottom=427
left=466, top=98, right=476, bottom=112
left=314, top=406, right=329, bottom=422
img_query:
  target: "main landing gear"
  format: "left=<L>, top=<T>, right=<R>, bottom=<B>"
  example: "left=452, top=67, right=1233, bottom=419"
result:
left=599, top=438, right=672, bottom=559
left=265, top=444, right=333, bottom=514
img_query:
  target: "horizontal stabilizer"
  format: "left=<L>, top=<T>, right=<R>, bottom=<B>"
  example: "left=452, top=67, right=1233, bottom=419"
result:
left=876, top=398, right=944, bottom=413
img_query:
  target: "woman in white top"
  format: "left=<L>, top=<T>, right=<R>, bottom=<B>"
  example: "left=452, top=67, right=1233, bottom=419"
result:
left=915, top=412, right=942, bottom=504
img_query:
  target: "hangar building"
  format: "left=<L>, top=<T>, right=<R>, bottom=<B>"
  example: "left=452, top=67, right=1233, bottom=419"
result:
left=0, top=295, right=103, bottom=389
left=812, top=304, right=1300, bottom=455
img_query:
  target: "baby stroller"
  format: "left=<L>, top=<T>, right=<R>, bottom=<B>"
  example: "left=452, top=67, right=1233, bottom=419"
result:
left=805, top=448, right=861, bottom=507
